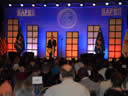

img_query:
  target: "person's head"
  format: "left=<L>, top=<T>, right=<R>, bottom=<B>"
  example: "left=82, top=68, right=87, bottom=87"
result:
left=14, top=80, right=23, bottom=89
left=13, top=56, right=20, bottom=64
left=24, top=77, right=32, bottom=88
left=42, top=64, right=50, bottom=74
left=78, top=67, right=88, bottom=79
left=0, top=70, right=11, bottom=85
left=32, top=65, right=41, bottom=76
left=112, top=58, right=116, bottom=63
left=51, top=35, right=54, bottom=39
left=111, top=72, right=123, bottom=88
left=30, top=60, right=35, bottom=67
left=105, top=68, right=116, bottom=80
left=60, top=64, right=75, bottom=80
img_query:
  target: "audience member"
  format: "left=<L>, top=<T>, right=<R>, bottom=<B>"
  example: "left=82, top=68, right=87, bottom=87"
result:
left=104, top=72, right=128, bottom=96
left=44, top=64, right=90, bottom=96
left=99, top=68, right=116, bottom=96
left=14, top=77, right=34, bottom=96
left=78, top=67, right=100, bottom=96
left=0, top=70, right=14, bottom=96
left=1, top=53, right=128, bottom=96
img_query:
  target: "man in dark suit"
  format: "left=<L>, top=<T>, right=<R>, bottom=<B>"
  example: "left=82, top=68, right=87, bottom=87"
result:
left=47, top=35, right=56, bottom=59
left=78, top=67, right=100, bottom=96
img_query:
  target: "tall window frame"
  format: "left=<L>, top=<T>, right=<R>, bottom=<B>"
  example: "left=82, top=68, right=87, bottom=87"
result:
left=46, top=32, right=58, bottom=59
left=108, top=18, right=122, bottom=61
left=7, top=19, right=19, bottom=52
left=27, top=25, right=39, bottom=56
left=87, top=25, right=100, bottom=54
left=66, top=32, right=78, bottom=60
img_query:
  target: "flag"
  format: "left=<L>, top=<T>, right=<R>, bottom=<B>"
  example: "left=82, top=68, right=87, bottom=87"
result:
left=122, top=11, right=128, bottom=58
left=0, top=6, right=7, bottom=56
left=122, top=29, right=128, bottom=58
left=95, top=27, right=105, bottom=54
left=0, top=37, right=7, bottom=56
left=14, top=26, right=25, bottom=53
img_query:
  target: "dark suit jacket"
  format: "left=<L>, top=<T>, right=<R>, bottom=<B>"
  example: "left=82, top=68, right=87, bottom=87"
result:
left=48, top=39, right=56, bottom=48
left=80, top=78, right=100, bottom=96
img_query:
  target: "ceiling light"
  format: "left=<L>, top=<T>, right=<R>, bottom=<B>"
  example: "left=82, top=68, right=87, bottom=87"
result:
left=32, top=4, right=35, bottom=7
left=92, top=3, right=96, bottom=6
left=44, top=4, right=47, bottom=7
left=80, top=3, right=84, bottom=7
left=68, top=3, right=71, bottom=7
left=9, top=4, right=12, bottom=7
left=20, top=4, right=24, bottom=7
left=105, top=2, right=109, bottom=6
left=56, top=3, right=59, bottom=7
left=118, top=2, right=122, bottom=5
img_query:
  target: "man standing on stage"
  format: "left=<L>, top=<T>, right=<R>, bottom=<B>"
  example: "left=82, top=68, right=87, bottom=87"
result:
left=47, top=35, right=56, bottom=59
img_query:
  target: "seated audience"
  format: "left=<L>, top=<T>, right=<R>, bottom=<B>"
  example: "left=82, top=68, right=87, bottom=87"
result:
left=74, top=58, right=84, bottom=74
left=1, top=53, right=128, bottom=96
left=99, top=68, right=116, bottom=96
left=78, top=67, right=100, bottom=96
left=104, top=72, right=128, bottom=96
left=44, top=64, right=90, bottom=96
left=41, top=63, right=55, bottom=87
left=0, top=70, right=14, bottom=96
left=14, top=77, right=34, bottom=96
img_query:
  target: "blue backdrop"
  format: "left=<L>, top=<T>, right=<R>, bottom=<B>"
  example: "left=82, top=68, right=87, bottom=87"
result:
left=4, top=5, right=128, bottom=59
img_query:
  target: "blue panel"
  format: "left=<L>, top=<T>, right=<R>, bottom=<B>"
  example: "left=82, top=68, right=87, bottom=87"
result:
left=4, top=5, right=128, bottom=59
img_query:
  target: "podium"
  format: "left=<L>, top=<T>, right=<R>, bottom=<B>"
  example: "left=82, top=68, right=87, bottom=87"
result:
left=80, top=53, right=104, bottom=67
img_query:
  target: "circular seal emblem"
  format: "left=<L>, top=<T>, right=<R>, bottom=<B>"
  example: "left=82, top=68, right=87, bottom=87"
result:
left=57, top=8, right=77, bottom=29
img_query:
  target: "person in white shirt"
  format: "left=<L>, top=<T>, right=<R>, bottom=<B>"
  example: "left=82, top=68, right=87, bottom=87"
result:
left=74, top=59, right=84, bottom=74
left=44, top=64, right=90, bottom=96
left=99, top=68, right=116, bottom=96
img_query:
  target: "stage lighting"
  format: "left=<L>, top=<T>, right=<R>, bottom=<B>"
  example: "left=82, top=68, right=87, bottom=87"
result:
left=92, top=3, right=96, bottom=6
left=44, top=4, right=47, bottom=7
left=20, top=4, right=24, bottom=7
left=68, top=3, right=71, bottom=7
left=80, top=3, right=84, bottom=7
left=9, top=4, right=12, bottom=7
left=32, top=4, right=35, bottom=7
left=56, top=3, right=59, bottom=7
left=118, top=2, right=122, bottom=5
left=105, top=2, right=109, bottom=6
